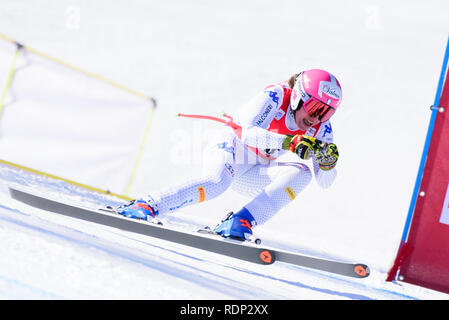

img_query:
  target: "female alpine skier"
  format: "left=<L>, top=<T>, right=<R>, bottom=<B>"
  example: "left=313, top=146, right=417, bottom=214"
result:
left=116, top=69, right=342, bottom=241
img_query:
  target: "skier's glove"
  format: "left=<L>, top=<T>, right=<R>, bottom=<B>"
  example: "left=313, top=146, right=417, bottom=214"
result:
left=282, top=134, right=319, bottom=160
left=283, top=134, right=339, bottom=170
left=315, top=142, right=339, bottom=171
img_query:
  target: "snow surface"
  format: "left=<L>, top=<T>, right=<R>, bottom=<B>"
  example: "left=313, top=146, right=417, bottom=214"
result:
left=0, top=0, right=449, bottom=299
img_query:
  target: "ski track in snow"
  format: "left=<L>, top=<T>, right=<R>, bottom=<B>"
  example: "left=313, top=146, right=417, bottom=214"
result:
left=0, top=169, right=439, bottom=300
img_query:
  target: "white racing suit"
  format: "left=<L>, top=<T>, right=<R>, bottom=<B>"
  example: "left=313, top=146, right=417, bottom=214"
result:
left=145, top=82, right=337, bottom=225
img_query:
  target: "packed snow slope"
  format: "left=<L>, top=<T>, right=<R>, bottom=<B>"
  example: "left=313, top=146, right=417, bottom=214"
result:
left=0, top=0, right=449, bottom=299
left=0, top=166, right=446, bottom=300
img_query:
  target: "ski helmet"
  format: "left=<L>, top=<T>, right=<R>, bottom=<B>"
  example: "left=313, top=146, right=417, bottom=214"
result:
left=290, top=69, right=342, bottom=122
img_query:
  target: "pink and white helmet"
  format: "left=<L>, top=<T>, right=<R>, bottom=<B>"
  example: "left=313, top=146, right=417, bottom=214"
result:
left=291, top=69, right=342, bottom=122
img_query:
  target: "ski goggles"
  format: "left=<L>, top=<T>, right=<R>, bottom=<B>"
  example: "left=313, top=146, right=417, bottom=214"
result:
left=302, top=96, right=336, bottom=122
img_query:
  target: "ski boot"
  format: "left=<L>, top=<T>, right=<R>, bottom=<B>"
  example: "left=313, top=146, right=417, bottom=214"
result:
left=116, top=197, right=159, bottom=222
left=213, top=207, right=258, bottom=242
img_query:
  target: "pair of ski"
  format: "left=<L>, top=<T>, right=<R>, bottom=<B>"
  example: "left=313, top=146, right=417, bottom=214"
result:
left=8, top=186, right=370, bottom=279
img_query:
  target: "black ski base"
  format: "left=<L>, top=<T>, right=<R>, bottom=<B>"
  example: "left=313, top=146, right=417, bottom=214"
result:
left=8, top=186, right=370, bottom=278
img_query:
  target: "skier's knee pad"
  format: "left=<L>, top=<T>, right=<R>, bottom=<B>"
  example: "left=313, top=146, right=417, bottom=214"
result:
left=289, top=164, right=312, bottom=191
left=271, top=163, right=312, bottom=193
left=200, top=167, right=233, bottom=200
